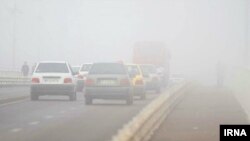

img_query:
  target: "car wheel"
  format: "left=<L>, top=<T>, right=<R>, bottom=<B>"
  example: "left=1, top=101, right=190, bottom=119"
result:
left=69, top=92, right=77, bottom=101
left=85, top=97, right=92, bottom=105
left=31, top=93, right=39, bottom=101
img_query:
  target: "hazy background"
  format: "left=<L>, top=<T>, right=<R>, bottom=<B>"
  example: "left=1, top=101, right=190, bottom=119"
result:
left=0, top=0, right=249, bottom=85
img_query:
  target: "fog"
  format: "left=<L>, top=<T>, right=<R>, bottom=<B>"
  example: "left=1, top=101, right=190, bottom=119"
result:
left=0, top=0, right=249, bottom=85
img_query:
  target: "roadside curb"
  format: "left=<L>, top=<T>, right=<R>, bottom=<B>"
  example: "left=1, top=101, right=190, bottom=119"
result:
left=111, top=82, right=192, bottom=141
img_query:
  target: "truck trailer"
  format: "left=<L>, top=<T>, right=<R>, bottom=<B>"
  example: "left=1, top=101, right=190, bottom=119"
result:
left=133, top=41, right=170, bottom=87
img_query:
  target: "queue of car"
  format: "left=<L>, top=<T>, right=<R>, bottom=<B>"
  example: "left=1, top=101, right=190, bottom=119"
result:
left=30, top=61, right=166, bottom=105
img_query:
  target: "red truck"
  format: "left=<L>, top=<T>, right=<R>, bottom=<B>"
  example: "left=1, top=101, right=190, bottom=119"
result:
left=133, top=41, right=170, bottom=87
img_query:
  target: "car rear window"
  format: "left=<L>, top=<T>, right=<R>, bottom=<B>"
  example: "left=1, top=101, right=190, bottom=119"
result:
left=72, top=66, right=80, bottom=74
left=80, top=64, right=92, bottom=72
left=35, top=63, right=69, bottom=73
left=126, top=65, right=140, bottom=75
left=89, top=63, right=126, bottom=75
left=140, top=65, right=156, bottom=75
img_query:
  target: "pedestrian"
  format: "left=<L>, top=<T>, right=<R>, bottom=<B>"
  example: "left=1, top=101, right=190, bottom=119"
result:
left=21, top=61, right=29, bottom=76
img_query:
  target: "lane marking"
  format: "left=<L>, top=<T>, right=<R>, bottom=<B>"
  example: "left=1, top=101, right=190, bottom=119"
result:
left=44, top=115, right=54, bottom=119
left=29, top=121, right=40, bottom=125
left=0, top=98, right=29, bottom=108
left=60, top=111, right=66, bottom=114
left=193, top=126, right=199, bottom=130
left=10, top=128, right=22, bottom=133
left=0, top=95, right=28, bottom=100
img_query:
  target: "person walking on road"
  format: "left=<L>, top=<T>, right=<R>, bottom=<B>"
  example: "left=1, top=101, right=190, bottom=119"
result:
left=21, top=61, right=29, bottom=76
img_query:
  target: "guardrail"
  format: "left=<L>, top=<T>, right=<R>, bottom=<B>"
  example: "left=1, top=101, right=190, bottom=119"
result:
left=0, top=71, right=30, bottom=87
left=112, top=82, right=191, bottom=141
left=0, top=70, right=22, bottom=77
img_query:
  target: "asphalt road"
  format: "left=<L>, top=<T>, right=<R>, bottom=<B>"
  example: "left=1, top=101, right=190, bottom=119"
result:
left=0, top=87, right=159, bottom=141
left=0, top=87, right=30, bottom=105
left=150, top=85, right=249, bottom=141
left=2, top=84, right=247, bottom=141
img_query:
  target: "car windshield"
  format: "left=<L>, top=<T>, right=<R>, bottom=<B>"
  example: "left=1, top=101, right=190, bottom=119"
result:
left=80, top=64, right=92, bottom=72
left=126, top=65, right=140, bottom=75
left=89, top=63, right=126, bottom=75
left=140, top=65, right=156, bottom=75
left=72, top=66, right=80, bottom=74
left=35, top=63, right=69, bottom=73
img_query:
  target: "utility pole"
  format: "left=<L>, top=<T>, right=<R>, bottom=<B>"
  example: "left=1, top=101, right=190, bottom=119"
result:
left=245, top=0, right=250, bottom=66
left=247, top=0, right=250, bottom=66
left=12, top=0, right=17, bottom=70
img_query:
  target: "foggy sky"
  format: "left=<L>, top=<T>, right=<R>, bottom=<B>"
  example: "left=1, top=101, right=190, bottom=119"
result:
left=0, top=0, right=249, bottom=84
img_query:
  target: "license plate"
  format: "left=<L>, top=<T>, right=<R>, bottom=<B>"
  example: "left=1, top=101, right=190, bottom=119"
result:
left=99, top=80, right=116, bottom=86
left=44, top=79, right=59, bottom=83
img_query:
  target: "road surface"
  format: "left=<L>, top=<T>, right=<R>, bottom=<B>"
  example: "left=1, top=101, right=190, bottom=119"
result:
left=0, top=87, right=159, bottom=141
left=1, top=84, right=249, bottom=141
left=0, top=87, right=30, bottom=105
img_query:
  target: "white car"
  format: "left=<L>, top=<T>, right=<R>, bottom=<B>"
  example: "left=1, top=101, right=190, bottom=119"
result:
left=30, top=61, right=77, bottom=101
left=139, top=64, right=161, bottom=93
left=72, top=65, right=84, bottom=91
left=79, top=63, right=93, bottom=80
left=72, top=65, right=81, bottom=75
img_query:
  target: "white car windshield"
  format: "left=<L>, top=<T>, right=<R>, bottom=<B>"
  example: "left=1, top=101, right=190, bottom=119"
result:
left=72, top=66, right=80, bottom=74
left=80, top=64, right=92, bottom=72
left=35, top=63, right=69, bottom=73
left=127, top=65, right=140, bottom=75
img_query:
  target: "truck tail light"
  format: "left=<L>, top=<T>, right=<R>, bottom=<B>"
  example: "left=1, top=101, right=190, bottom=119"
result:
left=64, top=78, right=72, bottom=83
left=32, top=77, right=40, bottom=83
left=85, top=78, right=94, bottom=86
left=120, top=78, right=130, bottom=86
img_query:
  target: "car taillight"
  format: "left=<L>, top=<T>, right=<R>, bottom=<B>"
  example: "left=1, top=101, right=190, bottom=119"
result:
left=120, top=78, right=130, bottom=86
left=85, top=78, right=94, bottom=86
left=135, top=79, right=144, bottom=85
left=77, top=75, right=84, bottom=79
left=31, top=77, right=40, bottom=83
left=64, top=78, right=72, bottom=83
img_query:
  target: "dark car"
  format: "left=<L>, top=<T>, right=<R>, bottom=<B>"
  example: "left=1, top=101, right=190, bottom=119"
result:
left=84, top=62, right=133, bottom=105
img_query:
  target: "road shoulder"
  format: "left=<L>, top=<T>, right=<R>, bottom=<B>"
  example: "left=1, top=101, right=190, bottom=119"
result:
left=150, top=86, right=249, bottom=141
